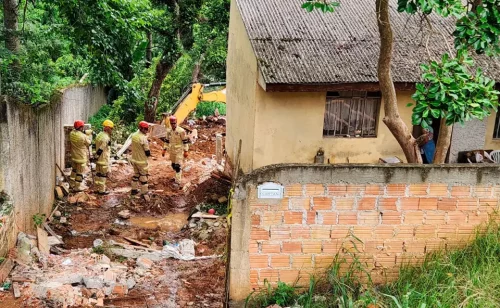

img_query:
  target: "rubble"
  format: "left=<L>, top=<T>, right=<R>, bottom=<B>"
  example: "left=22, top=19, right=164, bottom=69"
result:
left=118, top=210, right=131, bottom=219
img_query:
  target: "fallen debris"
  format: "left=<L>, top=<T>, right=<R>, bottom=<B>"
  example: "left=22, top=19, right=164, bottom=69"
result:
left=191, top=212, right=219, bottom=219
left=118, top=210, right=131, bottom=219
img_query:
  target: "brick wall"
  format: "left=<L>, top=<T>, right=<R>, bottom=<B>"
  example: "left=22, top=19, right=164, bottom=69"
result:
left=229, top=165, right=500, bottom=303
left=248, top=182, right=498, bottom=288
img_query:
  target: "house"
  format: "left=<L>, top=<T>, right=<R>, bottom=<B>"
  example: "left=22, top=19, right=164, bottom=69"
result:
left=226, top=0, right=500, bottom=173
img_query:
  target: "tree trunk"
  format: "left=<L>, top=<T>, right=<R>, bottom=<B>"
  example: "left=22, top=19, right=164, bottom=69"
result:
left=376, top=0, right=422, bottom=164
left=191, top=55, right=204, bottom=83
left=144, top=60, right=174, bottom=122
left=433, top=118, right=453, bottom=164
left=146, top=32, right=153, bottom=68
left=3, top=0, right=20, bottom=53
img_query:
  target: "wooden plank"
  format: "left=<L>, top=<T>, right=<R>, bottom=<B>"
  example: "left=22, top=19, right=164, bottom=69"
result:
left=43, top=223, right=64, bottom=244
left=13, top=282, right=21, bottom=298
left=191, top=212, right=219, bottom=219
left=0, top=259, right=14, bottom=283
left=11, top=276, right=35, bottom=283
left=123, top=237, right=150, bottom=248
left=37, top=227, right=50, bottom=256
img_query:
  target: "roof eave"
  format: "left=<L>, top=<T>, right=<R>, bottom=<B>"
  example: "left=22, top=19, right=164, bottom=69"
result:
left=262, top=82, right=417, bottom=92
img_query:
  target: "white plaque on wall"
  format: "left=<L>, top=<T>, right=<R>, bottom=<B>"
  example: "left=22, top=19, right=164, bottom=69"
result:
left=258, top=182, right=284, bottom=199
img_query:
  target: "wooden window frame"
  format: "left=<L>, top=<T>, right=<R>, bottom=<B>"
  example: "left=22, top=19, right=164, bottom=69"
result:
left=323, top=91, right=381, bottom=138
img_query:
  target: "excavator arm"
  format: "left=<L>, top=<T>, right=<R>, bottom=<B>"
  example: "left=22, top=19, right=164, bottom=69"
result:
left=162, top=82, right=226, bottom=129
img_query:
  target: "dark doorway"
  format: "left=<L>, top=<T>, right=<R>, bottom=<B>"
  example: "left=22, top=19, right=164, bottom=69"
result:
left=412, top=118, right=441, bottom=163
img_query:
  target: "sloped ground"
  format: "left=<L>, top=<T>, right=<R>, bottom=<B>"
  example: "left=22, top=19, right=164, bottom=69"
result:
left=1, top=121, right=230, bottom=307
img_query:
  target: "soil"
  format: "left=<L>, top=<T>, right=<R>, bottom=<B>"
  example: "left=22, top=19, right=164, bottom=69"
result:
left=3, top=121, right=230, bottom=307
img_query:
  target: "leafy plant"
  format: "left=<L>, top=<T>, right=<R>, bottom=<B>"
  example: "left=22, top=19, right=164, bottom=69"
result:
left=32, top=213, right=46, bottom=227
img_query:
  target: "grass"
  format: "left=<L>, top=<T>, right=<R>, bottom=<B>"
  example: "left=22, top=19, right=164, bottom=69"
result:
left=245, top=223, right=500, bottom=308
left=195, top=101, right=226, bottom=117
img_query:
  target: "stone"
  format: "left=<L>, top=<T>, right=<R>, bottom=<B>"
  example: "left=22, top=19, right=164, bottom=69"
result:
left=52, top=273, right=83, bottom=285
left=136, top=256, right=153, bottom=269
left=37, top=227, right=50, bottom=256
left=187, top=302, right=194, bottom=306
left=189, top=223, right=197, bottom=229
left=218, top=196, right=228, bottom=203
left=55, top=187, right=64, bottom=200
left=60, top=217, right=67, bottom=224
left=93, top=239, right=104, bottom=248
left=32, top=282, right=64, bottom=299
left=53, top=211, right=62, bottom=218
left=81, top=288, right=92, bottom=297
left=118, top=210, right=131, bottom=219
left=111, top=263, right=129, bottom=271
left=103, top=271, right=117, bottom=284
left=214, top=222, right=220, bottom=227
left=126, top=277, right=136, bottom=289
left=112, top=284, right=127, bottom=296
left=83, top=277, right=104, bottom=289
left=134, top=268, right=146, bottom=277
left=98, top=254, right=111, bottom=265
left=97, top=298, right=104, bottom=307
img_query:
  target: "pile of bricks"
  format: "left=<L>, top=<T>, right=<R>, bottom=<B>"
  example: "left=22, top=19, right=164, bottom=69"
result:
left=248, top=183, right=499, bottom=288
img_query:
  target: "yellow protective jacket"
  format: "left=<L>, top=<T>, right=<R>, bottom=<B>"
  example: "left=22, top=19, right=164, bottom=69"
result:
left=95, top=131, right=111, bottom=166
left=70, top=129, right=91, bottom=164
left=163, top=126, right=189, bottom=164
left=130, top=131, right=150, bottom=165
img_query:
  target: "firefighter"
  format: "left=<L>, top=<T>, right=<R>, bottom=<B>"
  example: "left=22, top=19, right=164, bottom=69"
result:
left=162, top=116, right=189, bottom=185
left=130, top=121, right=151, bottom=197
left=69, top=120, right=92, bottom=192
left=94, top=120, right=114, bottom=195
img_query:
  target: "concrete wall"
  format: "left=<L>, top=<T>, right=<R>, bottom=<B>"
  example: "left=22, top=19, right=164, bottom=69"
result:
left=0, top=85, right=106, bottom=254
left=229, top=164, right=500, bottom=303
left=449, top=119, right=488, bottom=163
left=485, top=111, right=500, bottom=151
left=226, top=0, right=258, bottom=172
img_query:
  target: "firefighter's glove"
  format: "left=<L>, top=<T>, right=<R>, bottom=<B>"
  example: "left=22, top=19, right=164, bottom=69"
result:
left=183, top=151, right=188, bottom=158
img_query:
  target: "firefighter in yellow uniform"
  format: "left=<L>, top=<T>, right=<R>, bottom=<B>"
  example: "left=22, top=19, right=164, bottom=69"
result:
left=162, top=116, right=189, bottom=185
left=69, top=120, right=92, bottom=192
left=130, top=121, right=151, bottom=197
left=94, top=120, right=114, bottom=195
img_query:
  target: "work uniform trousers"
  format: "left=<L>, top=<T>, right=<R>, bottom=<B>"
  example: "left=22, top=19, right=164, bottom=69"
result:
left=131, top=162, right=149, bottom=195
left=70, top=161, right=86, bottom=191
left=95, top=164, right=109, bottom=193
left=169, top=147, right=184, bottom=183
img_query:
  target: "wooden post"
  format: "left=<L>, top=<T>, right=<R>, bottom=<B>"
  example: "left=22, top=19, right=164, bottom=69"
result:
left=216, top=134, right=223, bottom=164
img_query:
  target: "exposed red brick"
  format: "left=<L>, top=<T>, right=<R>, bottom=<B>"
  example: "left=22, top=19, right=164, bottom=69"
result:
left=403, top=240, right=426, bottom=253
left=284, top=212, right=303, bottom=225
left=290, top=226, right=310, bottom=239
left=446, top=212, right=467, bottom=225
left=302, top=241, right=322, bottom=253
left=249, top=255, right=269, bottom=268
left=358, top=211, right=379, bottom=226
left=251, top=227, right=270, bottom=241
left=250, top=270, right=259, bottom=285
left=437, top=198, right=457, bottom=211
left=381, top=212, right=401, bottom=225
left=331, top=226, right=351, bottom=239
left=322, top=240, right=342, bottom=253
left=364, top=240, right=385, bottom=254
left=282, top=242, right=302, bottom=253
left=285, top=184, right=303, bottom=197
left=419, top=198, right=438, bottom=210
left=337, top=212, right=357, bottom=225
left=306, top=211, right=316, bottom=224
left=457, top=198, right=478, bottom=211
left=403, top=211, right=424, bottom=225
left=313, top=197, right=333, bottom=210
left=365, top=185, right=383, bottom=195
left=319, top=212, right=337, bottom=225
left=327, top=185, right=347, bottom=196
left=311, top=226, right=331, bottom=239
left=259, top=269, right=279, bottom=282
left=279, top=269, right=300, bottom=284
left=270, top=255, right=291, bottom=268
left=262, top=212, right=283, bottom=226
left=451, top=186, right=471, bottom=197
left=473, top=186, right=492, bottom=198
left=425, top=211, right=446, bottom=225
left=315, top=255, right=335, bottom=268
left=436, top=225, right=457, bottom=239
left=378, top=198, right=398, bottom=211
left=467, top=212, right=489, bottom=225
left=249, top=199, right=268, bottom=210
left=249, top=242, right=259, bottom=253
left=426, top=239, right=445, bottom=251
left=384, top=240, right=404, bottom=253
left=394, top=225, right=415, bottom=239
left=346, top=185, right=365, bottom=196
left=373, top=226, right=395, bottom=239
left=479, top=198, right=498, bottom=213
left=351, top=226, right=373, bottom=240
left=400, top=198, right=420, bottom=210
left=387, top=184, right=406, bottom=196
left=289, top=198, right=310, bottom=211
left=270, top=227, right=290, bottom=240
left=291, top=255, right=312, bottom=268
left=409, top=184, right=428, bottom=196
left=269, top=198, right=289, bottom=211
left=251, top=214, right=261, bottom=226
left=428, top=184, right=449, bottom=197
left=414, top=225, right=436, bottom=239
left=374, top=254, right=397, bottom=267
left=261, top=242, right=281, bottom=253
left=335, top=198, right=355, bottom=210
left=305, top=184, right=325, bottom=196
left=358, top=198, right=377, bottom=210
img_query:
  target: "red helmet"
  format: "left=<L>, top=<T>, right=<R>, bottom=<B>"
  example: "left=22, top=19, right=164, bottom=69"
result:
left=169, top=116, right=177, bottom=123
left=74, top=120, right=85, bottom=129
left=138, top=121, right=149, bottom=129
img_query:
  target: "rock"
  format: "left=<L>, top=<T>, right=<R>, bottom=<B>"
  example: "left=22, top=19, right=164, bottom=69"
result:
left=52, top=273, right=83, bottom=285
left=189, top=223, right=197, bottom=229
left=109, top=228, right=121, bottom=235
left=98, top=254, right=111, bottom=265
left=81, top=288, right=92, bottom=298
left=137, top=256, right=153, bottom=269
left=103, top=271, right=117, bottom=284
left=93, top=239, right=104, bottom=248
left=134, top=268, right=146, bottom=277
left=53, top=211, right=62, bottom=218
left=126, top=277, right=136, bottom=289
left=104, top=285, right=115, bottom=296
left=111, top=263, right=129, bottom=271
left=83, top=277, right=104, bottom=289
left=59, top=217, right=67, bottom=224
left=110, top=248, right=162, bottom=261
left=97, top=298, right=104, bottom=307
left=55, top=187, right=64, bottom=200
left=214, top=222, right=220, bottom=227
left=32, top=282, right=64, bottom=299
left=112, top=284, right=127, bottom=296
left=218, top=196, right=228, bottom=203
left=118, top=210, right=131, bottom=219
left=48, top=236, right=63, bottom=246
left=187, top=302, right=194, bottom=306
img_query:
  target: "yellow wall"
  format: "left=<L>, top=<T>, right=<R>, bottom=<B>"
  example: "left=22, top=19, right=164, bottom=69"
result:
left=226, top=0, right=258, bottom=173
left=485, top=111, right=500, bottom=150
left=252, top=88, right=415, bottom=168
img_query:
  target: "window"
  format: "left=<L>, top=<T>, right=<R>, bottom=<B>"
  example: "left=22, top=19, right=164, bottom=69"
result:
left=323, top=91, right=381, bottom=138
left=493, top=111, right=500, bottom=139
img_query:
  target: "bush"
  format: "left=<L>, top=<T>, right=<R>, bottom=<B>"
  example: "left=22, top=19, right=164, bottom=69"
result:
left=195, top=102, right=226, bottom=117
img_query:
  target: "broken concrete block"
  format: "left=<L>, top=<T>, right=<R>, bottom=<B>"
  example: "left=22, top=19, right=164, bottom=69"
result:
left=13, top=282, right=21, bottom=298
left=126, top=277, right=136, bottom=289
left=32, top=282, right=64, bottom=299
left=52, top=273, right=83, bottom=285
left=136, top=256, right=153, bottom=269
left=117, top=210, right=131, bottom=219
left=98, top=255, right=111, bottom=265
left=103, top=271, right=117, bottom=284
left=112, top=284, right=127, bottom=296
left=59, top=217, right=67, bottom=224
left=37, top=227, right=50, bottom=256
left=55, top=187, right=64, bottom=200
left=83, top=277, right=104, bottom=289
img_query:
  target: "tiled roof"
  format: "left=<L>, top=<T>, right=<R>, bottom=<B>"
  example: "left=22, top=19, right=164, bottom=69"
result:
left=236, top=0, right=500, bottom=85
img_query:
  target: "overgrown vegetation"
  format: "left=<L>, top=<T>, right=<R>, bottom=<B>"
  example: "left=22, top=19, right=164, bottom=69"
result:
left=246, top=223, right=500, bottom=307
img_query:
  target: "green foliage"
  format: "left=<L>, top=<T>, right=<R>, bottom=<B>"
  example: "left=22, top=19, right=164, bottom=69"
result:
left=409, top=52, right=499, bottom=128
left=32, top=213, right=46, bottom=227
left=246, top=280, right=299, bottom=307
left=199, top=202, right=228, bottom=215
left=301, top=0, right=339, bottom=13
left=91, top=245, right=105, bottom=255
left=455, top=0, right=500, bottom=55
left=396, top=0, right=465, bottom=17
left=196, top=102, right=226, bottom=117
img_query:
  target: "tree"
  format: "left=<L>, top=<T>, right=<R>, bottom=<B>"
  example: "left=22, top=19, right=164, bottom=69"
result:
left=302, top=0, right=500, bottom=164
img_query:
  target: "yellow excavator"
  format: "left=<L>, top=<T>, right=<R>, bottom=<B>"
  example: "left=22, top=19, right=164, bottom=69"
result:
left=161, top=82, right=226, bottom=129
